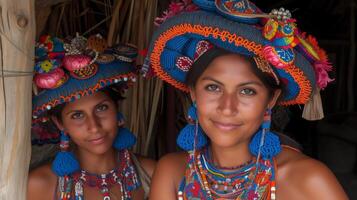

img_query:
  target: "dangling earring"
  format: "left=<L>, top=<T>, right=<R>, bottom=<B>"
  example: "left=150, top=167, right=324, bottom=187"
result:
left=177, top=102, right=208, bottom=151
left=52, top=130, right=80, bottom=176
left=113, top=112, right=136, bottom=150
left=249, top=108, right=281, bottom=160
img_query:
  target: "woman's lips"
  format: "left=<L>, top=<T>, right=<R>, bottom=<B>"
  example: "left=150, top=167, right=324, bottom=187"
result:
left=211, top=120, right=242, bottom=131
left=88, top=136, right=106, bottom=145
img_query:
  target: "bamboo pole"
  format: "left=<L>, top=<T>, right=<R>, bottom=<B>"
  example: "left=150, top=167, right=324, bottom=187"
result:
left=0, top=0, right=35, bottom=199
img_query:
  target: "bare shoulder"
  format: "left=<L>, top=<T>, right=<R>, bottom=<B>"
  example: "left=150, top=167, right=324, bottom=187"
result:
left=135, top=154, right=157, bottom=177
left=276, top=147, right=348, bottom=199
left=157, top=151, right=188, bottom=182
left=27, top=163, right=57, bottom=200
left=149, top=151, right=189, bottom=200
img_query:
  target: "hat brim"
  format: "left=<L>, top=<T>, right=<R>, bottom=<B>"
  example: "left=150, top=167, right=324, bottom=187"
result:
left=148, top=11, right=316, bottom=105
left=32, top=60, right=136, bottom=117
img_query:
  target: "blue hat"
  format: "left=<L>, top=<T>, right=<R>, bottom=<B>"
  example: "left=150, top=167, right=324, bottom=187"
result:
left=32, top=35, right=138, bottom=144
left=144, top=0, right=333, bottom=106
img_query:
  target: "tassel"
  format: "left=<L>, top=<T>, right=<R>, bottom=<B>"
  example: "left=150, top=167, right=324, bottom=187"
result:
left=249, top=130, right=281, bottom=159
left=177, top=124, right=207, bottom=151
left=52, top=131, right=80, bottom=176
left=249, top=109, right=281, bottom=159
left=302, top=87, right=324, bottom=120
left=113, top=127, right=137, bottom=150
left=52, top=152, right=80, bottom=176
left=187, top=102, right=197, bottom=122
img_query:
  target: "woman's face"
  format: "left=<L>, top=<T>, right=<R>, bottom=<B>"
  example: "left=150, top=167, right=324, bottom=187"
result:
left=55, top=92, right=118, bottom=155
left=190, top=54, right=280, bottom=148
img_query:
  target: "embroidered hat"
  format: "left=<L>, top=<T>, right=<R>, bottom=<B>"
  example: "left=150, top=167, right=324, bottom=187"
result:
left=32, top=34, right=138, bottom=144
left=144, top=0, right=333, bottom=111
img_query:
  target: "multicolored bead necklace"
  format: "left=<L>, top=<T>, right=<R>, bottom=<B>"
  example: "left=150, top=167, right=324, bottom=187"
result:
left=58, top=149, right=141, bottom=200
left=178, top=147, right=277, bottom=200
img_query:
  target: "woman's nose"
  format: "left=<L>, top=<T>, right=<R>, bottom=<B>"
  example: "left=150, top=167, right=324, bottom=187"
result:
left=217, top=92, right=238, bottom=116
left=86, top=115, right=101, bottom=133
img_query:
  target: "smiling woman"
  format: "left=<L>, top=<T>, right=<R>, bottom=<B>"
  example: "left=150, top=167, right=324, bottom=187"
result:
left=146, top=0, right=348, bottom=199
left=190, top=53, right=281, bottom=151
left=27, top=35, right=155, bottom=200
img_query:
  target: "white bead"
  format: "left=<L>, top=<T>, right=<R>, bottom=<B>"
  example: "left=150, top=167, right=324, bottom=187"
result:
left=46, top=105, right=51, bottom=110
left=271, top=193, right=276, bottom=199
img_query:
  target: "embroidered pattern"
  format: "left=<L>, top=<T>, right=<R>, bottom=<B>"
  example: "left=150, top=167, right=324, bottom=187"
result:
left=178, top=148, right=277, bottom=200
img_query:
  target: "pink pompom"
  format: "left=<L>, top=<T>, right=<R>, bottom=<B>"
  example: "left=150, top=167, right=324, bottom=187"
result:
left=154, top=0, right=199, bottom=26
left=63, top=55, right=92, bottom=71
left=314, top=62, right=334, bottom=89
left=262, top=46, right=289, bottom=69
left=34, top=68, right=67, bottom=89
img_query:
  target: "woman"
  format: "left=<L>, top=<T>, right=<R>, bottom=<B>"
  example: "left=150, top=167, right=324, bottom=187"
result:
left=145, top=0, right=348, bottom=199
left=28, top=35, right=155, bottom=200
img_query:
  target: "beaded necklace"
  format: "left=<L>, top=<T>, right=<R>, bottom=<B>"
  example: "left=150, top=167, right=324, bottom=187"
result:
left=58, top=149, right=141, bottom=200
left=178, top=147, right=276, bottom=200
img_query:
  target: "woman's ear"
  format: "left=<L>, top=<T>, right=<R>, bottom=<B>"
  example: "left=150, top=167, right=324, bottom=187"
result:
left=189, top=87, right=196, bottom=103
left=268, top=89, right=282, bottom=109
left=51, top=116, right=64, bottom=131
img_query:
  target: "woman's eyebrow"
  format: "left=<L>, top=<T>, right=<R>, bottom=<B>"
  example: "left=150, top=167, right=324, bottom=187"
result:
left=200, top=77, right=264, bottom=87
left=64, top=99, right=110, bottom=116
left=200, top=77, right=223, bottom=85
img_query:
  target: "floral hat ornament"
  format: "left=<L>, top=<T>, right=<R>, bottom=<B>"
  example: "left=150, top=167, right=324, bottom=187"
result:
left=144, top=0, right=333, bottom=121
left=32, top=34, right=138, bottom=145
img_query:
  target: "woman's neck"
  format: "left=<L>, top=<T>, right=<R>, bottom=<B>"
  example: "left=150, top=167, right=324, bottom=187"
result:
left=76, top=147, right=118, bottom=174
left=209, top=142, right=253, bottom=168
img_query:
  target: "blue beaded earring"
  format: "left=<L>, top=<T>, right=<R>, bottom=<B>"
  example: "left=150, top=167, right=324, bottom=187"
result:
left=177, top=102, right=208, bottom=151
left=113, top=112, right=136, bottom=150
left=52, top=130, right=80, bottom=176
left=249, top=108, right=281, bottom=160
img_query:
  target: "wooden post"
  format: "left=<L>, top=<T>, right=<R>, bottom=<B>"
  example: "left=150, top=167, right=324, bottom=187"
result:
left=0, top=0, right=35, bottom=199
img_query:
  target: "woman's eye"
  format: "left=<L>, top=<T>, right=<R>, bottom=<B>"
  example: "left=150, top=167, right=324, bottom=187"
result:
left=96, top=104, right=109, bottom=112
left=240, top=88, right=256, bottom=95
left=205, top=84, right=220, bottom=92
left=71, top=112, right=84, bottom=119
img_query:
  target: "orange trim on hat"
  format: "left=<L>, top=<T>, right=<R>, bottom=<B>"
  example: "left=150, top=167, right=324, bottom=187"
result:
left=150, top=24, right=312, bottom=105
left=280, top=66, right=312, bottom=105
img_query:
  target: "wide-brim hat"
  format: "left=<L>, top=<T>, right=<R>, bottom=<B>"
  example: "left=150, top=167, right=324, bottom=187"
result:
left=32, top=35, right=138, bottom=144
left=145, top=0, right=333, bottom=106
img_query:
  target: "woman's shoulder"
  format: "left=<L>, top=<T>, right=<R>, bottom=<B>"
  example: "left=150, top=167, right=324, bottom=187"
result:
left=149, top=151, right=189, bottom=199
left=27, top=163, right=57, bottom=200
left=157, top=151, right=188, bottom=174
left=276, top=146, right=348, bottom=199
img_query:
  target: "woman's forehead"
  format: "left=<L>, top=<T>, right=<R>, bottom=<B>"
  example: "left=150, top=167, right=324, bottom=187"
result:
left=63, top=92, right=110, bottom=110
left=200, top=55, right=261, bottom=83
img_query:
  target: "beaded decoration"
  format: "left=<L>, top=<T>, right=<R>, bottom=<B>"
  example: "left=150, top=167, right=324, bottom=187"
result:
left=58, top=149, right=141, bottom=200
left=32, top=34, right=138, bottom=144
left=146, top=0, right=333, bottom=106
left=178, top=147, right=276, bottom=200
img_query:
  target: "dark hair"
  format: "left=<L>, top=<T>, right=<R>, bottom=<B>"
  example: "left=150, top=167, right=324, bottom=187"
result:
left=48, top=83, right=126, bottom=123
left=185, top=48, right=285, bottom=99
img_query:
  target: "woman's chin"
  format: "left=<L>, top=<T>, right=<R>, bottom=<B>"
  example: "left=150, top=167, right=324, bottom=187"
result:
left=84, top=141, right=114, bottom=155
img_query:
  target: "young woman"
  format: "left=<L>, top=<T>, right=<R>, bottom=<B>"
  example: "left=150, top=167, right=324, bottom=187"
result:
left=28, top=35, right=155, bottom=200
left=145, top=0, right=348, bottom=199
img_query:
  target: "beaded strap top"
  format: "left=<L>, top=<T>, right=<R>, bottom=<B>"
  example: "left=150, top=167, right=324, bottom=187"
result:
left=178, top=147, right=277, bottom=200
left=57, top=149, right=141, bottom=200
